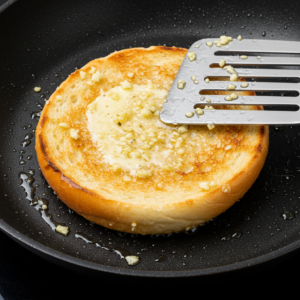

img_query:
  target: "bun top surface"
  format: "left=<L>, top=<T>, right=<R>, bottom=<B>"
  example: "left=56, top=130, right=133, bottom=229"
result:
left=37, top=46, right=267, bottom=205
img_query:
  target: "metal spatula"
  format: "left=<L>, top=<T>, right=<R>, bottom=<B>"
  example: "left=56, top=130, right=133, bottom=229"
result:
left=160, top=37, right=300, bottom=126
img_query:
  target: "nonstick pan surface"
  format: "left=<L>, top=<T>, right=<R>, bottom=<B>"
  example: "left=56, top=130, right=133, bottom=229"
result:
left=1, top=0, right=300, bottom=281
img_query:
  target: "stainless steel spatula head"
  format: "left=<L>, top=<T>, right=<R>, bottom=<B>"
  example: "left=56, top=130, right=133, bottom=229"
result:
left=160, top=38, right=300, bottom=126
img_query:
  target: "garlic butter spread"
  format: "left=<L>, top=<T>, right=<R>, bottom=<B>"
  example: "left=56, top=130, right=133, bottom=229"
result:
left=86, top=82, right=191, bottom=174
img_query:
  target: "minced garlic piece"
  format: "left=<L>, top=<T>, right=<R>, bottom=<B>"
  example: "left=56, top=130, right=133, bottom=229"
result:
left=80, top=71, right=86, bottom=79
left=91, top=71, right=103, bottom=82
left=86, top=80, right=93, bottom=86
left=225, top=145, right=232, bottom=150
left=204, top=105, right=214, bottom=110
left=59, top=123, right=69, bottom=128
left=131, top=222, right=137, bottom=227
left=136, top=170, right=152, bottom=179
left=219, top=35, right=231, bottom=45
left=125, top=256, right=139, bottom=266
left=230, top=73, right=238, bottom=81
left=207, top=123, right=215, bottom=130
left=206, top=41, right=213, bottom=47
left=210, top=181, right=217, bottom=187
left=123, top=175, right=132, bottom=182
left=70, top=128, right=80, bottom=140
left=214, top=36, right=233, bottom=47
left=125, top=133, right=133, bottom=139
left=199, top=182, right=210, bottom=190
left=56, top=225, right=69, bottom=236
left=200, top=181, right=217, bottom=190
left=195, top=107, right=204, bottom=115
left=185, top=111, right=194, bottom=118
left=219, top=59, right=226, bottom=67
left=177, top=80, right=186, bottom=89
left=225, top=65, right=236, bottom=74
left=56, top=95, right=63, bottom=101
left=177, top=149, right=185, bottom=155
left=241, top=82, right=249, bottom=88
left=89, top=66, right=96, bottom=74
left=206, top=98, right=211, bottom=103
left=222, top=184, right=231, bottom=193
left=205, top=78, right=209, bottom=83
left=140, top=108, right=152, bottom=118
left=42, top=205, right=47, bottom=210
left=191, top=75, right=196, bottom=81
left=157, top=183, right=163, bottom=189
left=237, top=35, right=242, bottom=41
left=228, top=84, right=236, bottom=90
left=225, top=95, right=232, bottom=101
left=120, top=80, right=132, bottom=90
left=191, top=75, right=199, bottom=84
left=220, top=35, right=229, bottom=45
left=178, top=125, right=188, bottom=133
left=112, top=163, right=122, bottom=173
left=127, top=73, right=134, bottom=78
left=230, top=93, right=238, bottom=100
left=34, top=87, right=41, bottom=92
left=240, top=55, right=248, bottom=60
left=187, top=52, right=196, bottom=62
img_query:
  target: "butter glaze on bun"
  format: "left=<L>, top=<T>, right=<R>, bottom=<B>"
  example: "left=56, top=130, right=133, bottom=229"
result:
left=35, top=46, right=269, bottom=235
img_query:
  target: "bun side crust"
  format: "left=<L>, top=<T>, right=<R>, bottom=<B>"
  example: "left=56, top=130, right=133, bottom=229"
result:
left=35, top=46, right=269, bottom=235
left=36, top=120, right=268, bottom=236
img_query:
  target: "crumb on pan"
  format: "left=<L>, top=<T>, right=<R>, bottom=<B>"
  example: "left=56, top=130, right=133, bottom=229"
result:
left=125, top=255, right=139, bottom=266
left=56, top=225, right=69, bottom=236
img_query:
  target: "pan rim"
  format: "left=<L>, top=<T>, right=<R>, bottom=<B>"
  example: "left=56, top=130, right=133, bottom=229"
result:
left=0, top=0, right=17, bottom=13
left=1, top=217, right=299, bottom=278
left=1, top=0, right=300, bottom=278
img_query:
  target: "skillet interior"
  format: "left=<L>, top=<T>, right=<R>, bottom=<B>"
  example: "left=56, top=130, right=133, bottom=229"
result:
left=1, top=0, right=300, bottom=278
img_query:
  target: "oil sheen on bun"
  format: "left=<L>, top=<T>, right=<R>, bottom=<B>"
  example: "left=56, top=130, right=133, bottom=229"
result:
left=35, top=46, right=269, bottom=235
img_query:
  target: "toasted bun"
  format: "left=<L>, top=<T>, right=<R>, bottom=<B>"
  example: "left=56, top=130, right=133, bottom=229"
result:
left=35, top=46, right=269, bottom=235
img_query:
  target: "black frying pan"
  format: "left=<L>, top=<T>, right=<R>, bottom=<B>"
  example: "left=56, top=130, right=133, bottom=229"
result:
left=1, top=0, right=300, bottom=285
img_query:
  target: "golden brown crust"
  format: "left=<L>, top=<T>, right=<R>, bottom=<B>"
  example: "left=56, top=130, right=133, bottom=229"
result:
left=35, top=46, right=269, bottom=235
